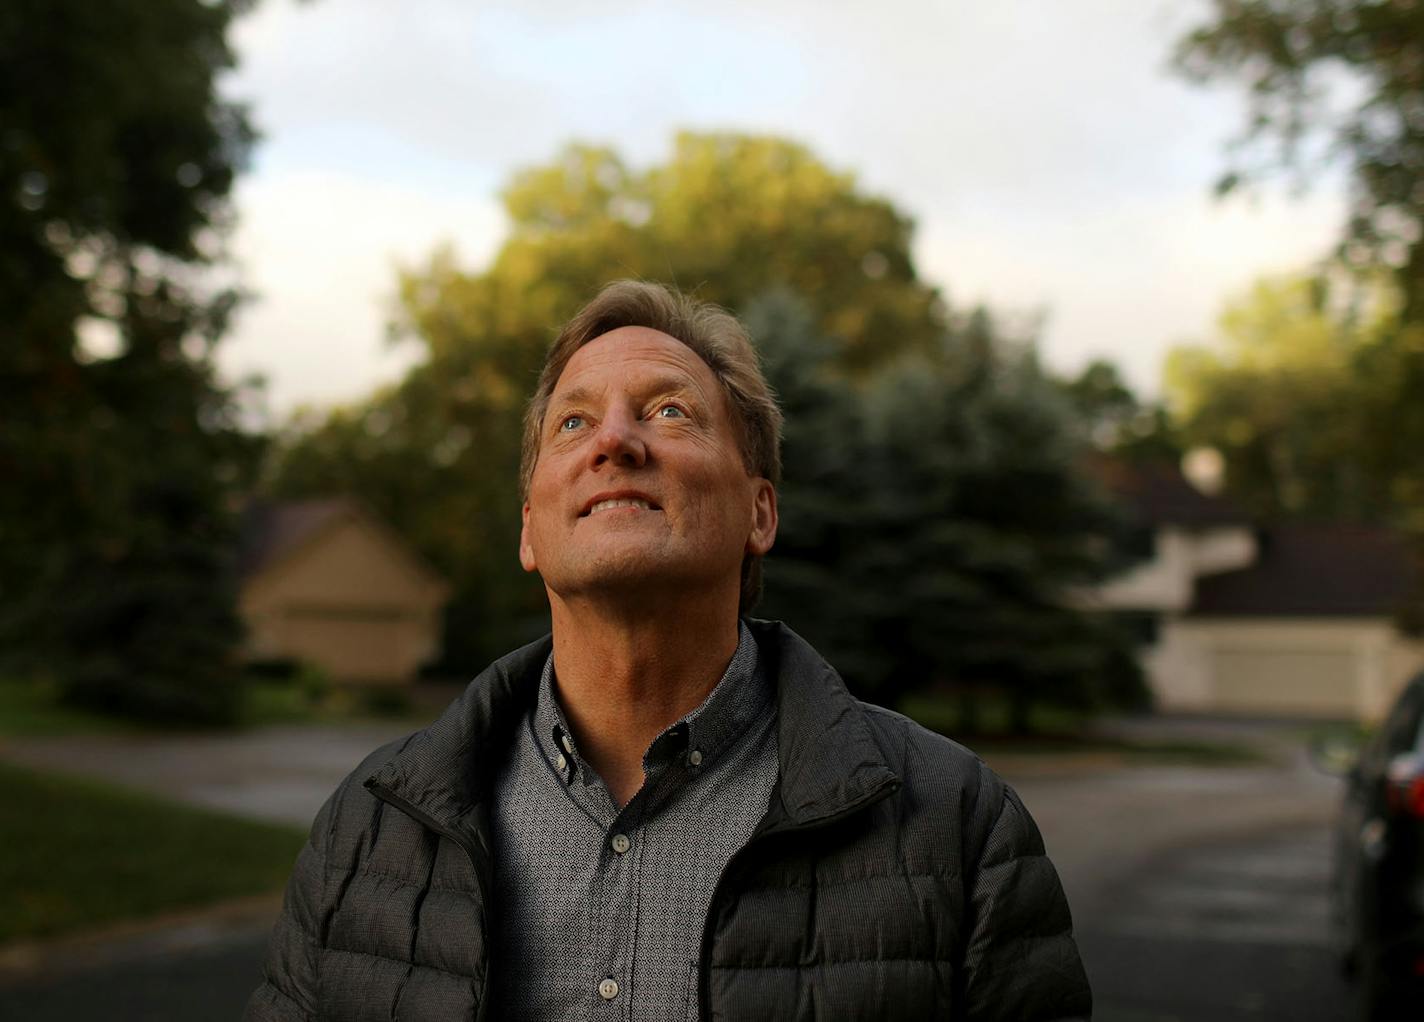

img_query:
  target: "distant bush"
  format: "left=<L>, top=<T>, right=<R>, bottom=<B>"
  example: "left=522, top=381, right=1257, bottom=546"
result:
left=294, top=662, right=332, bottom=705
left=361, top=686, right=413, bottom=718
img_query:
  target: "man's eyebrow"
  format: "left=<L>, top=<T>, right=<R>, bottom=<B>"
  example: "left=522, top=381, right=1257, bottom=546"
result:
left=636, top=374, right=704, bottom=402
left=549, top=376, right=704, bottom=414
left=548, top=384, right=598, bottom=413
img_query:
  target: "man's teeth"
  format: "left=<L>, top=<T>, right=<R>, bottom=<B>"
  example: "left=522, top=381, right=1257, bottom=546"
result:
left=589, top=498, right=652, bottom=513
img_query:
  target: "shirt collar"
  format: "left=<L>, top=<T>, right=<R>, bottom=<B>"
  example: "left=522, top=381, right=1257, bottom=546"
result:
left=532, top=620, right=768, bottom=786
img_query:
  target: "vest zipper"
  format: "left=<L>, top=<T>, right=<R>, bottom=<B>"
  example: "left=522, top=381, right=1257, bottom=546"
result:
left=365, top=781, right=494, bottom=1022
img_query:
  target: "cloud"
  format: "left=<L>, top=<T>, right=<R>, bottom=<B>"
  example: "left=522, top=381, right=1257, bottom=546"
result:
left=220, top=170, right=503, bottom=414
left=917, top=187, right=1345, bottom=393
left=221, top=0, right=1356, bottom=411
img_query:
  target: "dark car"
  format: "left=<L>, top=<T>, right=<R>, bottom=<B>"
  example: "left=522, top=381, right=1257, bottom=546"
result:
left=1325, top=670, right=1424, bottom=1020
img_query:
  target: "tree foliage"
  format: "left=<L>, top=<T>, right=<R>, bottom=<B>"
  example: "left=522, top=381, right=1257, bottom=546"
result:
left=1175, top=0, right=1424, bottom=313
left=270, top=133, right=951, bottom=670
left=272, top=133, right=1145, bottom=719
left=0, top=0, right=258, bottom=720
left=753, top=295, right=1145, bottom=721
left=1174, top=3, right=1424, bottom=541
left=1056, top=359, right=1182, bottom=465
left=1164, top=272, right=1424, bottom=528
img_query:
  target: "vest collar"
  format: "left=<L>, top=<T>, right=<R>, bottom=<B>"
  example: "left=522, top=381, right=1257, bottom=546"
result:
left=364, top=619, right=900, bottom=834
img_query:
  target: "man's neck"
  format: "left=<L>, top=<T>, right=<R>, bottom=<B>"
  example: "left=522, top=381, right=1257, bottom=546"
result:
left=547, top=589, right=742, bottom=807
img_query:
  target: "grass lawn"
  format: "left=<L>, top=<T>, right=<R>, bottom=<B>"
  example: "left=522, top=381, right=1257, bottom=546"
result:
left=0, top=676, right=428, bottom=738
left=0, top=761, right=306, bottom=945
left=0, top=681, right=149, bottom=739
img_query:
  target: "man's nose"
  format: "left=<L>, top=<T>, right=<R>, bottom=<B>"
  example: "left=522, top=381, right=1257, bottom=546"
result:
left=589, top=408, right=647, bottom=469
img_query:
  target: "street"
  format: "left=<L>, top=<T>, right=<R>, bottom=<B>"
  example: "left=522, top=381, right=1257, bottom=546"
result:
left=0, top=720, right=1360, bottom=1020
left=1078, top=823, right=1351, bottom=1021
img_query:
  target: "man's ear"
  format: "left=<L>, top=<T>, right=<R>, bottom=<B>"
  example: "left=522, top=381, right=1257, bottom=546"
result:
left=518, top=503, right=538, bottom=573
left=746, top=479, right=778, bottom=557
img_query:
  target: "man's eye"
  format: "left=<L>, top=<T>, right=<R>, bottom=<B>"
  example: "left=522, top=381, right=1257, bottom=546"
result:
left=559, top=415, right=584, bottom=431
left=656, top=405, right=686, bottom=419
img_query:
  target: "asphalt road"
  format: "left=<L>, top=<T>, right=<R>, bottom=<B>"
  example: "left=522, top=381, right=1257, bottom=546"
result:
left=1078, top=822, right=1353, bottom=1022
left=0, top=719, right=1362, bottom=1020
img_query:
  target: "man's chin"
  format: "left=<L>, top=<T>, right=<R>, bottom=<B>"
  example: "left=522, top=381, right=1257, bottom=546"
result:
left=543, top=556, right=710, bottom=605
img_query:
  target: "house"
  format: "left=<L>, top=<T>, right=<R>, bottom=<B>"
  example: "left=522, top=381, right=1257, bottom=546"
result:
left=1088, top=462, right=1424, bottom=720
left=237, top=498, right=450, bottom=685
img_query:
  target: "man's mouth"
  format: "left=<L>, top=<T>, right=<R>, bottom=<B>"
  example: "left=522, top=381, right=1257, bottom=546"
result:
left=582, top=496, right=662, bottom=516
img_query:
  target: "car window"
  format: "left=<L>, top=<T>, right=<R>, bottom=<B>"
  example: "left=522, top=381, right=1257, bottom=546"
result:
left=1379, top=679, right=1424, bottom=757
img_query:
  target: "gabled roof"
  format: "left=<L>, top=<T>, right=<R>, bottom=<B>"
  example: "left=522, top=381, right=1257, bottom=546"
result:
left=237, top=498, right=354, bottom=580
left=1089, top=457, right=1251, bottom=528
left=1190, top=524, right=1419, bottom=618
left=237, top=498, right=447, bottom=593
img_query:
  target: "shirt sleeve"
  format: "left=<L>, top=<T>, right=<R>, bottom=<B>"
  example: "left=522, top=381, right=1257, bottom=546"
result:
left=960, top=782, right=1093, bottom=1021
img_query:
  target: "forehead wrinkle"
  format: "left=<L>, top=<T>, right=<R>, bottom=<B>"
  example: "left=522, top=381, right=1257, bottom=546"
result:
left=548, top=382, right=600, bottom=413
left=552, top=351, right=717, bottom=408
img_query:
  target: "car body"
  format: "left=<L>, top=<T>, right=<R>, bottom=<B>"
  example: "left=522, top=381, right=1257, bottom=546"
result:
left=1329, top=670, right=1424, bottom=1020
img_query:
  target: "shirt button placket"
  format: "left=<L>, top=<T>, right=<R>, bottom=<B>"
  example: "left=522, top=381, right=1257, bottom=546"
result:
left=600, top=821, right=634, bottom=1017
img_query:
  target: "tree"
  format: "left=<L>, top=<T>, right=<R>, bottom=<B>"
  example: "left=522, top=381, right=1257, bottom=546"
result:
left=1174, top=1, right=1424, bottom=529
left=1163, top=272, right=1421, bottom=524
left=748, top=294, right=1146, bottom=724
left=273, top=133, right=1145, bottom=721
left=270, top=134, right=952, bottom=671
left=1174, top=0, right=1424, bottom=314
left=0, top=1, right=258, bottom=720
left=1056, top=360, right=1182, bottom=465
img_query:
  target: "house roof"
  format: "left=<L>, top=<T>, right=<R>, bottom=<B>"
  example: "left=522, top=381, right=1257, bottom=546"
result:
left=237, top=498, right=355, bottom=580
left=1190, top=524, right=1419, bottom=618
left=238, top=497, right=450, bottom=597
left=1089, top=458, right=1251, bottom=528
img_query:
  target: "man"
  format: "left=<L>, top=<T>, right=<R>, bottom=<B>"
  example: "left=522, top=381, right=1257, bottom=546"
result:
left=246, top=281, right=1091, bottom=1020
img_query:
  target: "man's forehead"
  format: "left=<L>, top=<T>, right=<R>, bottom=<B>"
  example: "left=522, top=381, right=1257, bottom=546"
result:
left=551, top=326, right=718, bottom=397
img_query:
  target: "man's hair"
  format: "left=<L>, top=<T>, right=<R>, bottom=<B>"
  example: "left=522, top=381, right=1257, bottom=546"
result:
left=520, top=279, right=783, bottom=612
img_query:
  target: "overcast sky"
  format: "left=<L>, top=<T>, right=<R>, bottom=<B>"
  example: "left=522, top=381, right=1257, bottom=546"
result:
left=218, top=0, right=1346, bottom=416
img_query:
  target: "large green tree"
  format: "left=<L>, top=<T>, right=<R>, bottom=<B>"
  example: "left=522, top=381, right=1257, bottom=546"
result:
left=269, top=134, right=951, bottom=670
left=272, top=133, right=1144, bottom=717
left=1174, top=2, right=1424, bottom=547
left=1, top=0, right=258, bottom=720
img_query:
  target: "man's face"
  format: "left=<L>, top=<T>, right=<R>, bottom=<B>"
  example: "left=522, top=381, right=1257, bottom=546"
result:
left=519, top=326, right=777, bottom=605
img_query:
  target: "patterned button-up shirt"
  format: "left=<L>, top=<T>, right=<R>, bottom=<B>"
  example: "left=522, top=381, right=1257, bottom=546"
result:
left=489, top=622, right=779, bottom=1021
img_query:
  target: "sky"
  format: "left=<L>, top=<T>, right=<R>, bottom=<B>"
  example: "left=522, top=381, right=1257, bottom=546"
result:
left=218, top=0, right=1347, bottom=417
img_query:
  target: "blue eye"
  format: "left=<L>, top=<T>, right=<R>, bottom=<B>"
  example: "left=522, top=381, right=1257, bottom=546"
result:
left=656, top=405, right=685, bottom=419
left=559, top=415, right=584, bottom=431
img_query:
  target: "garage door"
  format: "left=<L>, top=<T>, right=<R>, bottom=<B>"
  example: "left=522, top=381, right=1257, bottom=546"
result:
left=1209, top=647, right=1358, bottom=716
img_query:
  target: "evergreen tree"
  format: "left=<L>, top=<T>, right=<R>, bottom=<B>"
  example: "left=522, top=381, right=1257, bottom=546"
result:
left=753, top=295, right=1146, bottom=724
left=1, top=0, right=258, bottom=721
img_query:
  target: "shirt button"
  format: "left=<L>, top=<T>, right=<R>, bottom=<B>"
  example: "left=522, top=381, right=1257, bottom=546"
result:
left=611, top=833, right=631, bottom=854
left=688, top=749, right=703, bottom=767
left=561, top=733, right=576, bottom=755
left=598, top=977, right=619, bottom=1000
left=556, top=753, right=567, bottom=772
